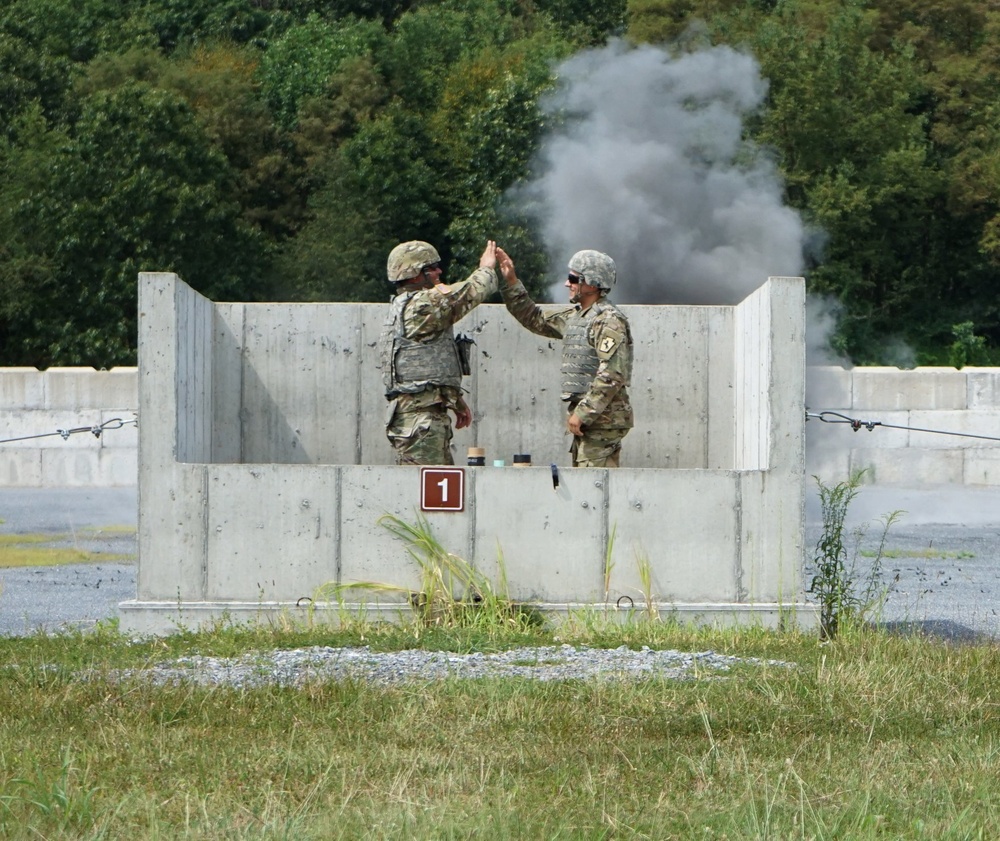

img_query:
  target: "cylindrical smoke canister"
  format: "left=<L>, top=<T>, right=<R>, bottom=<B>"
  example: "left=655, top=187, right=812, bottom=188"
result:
left=467, top=447, right=486, bottom=467
left=513, top=454, right=532, bottom=467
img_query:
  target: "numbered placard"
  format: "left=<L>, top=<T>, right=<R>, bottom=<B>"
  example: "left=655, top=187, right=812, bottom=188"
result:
left=420, top=467, right=465, bottom=512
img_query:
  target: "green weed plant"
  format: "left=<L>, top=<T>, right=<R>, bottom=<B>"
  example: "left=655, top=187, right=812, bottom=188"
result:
left=809, top=470, right=903, bottom=640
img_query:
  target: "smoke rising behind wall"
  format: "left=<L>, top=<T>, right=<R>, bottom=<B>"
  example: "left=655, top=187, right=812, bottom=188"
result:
left=510, top=40, right=805, bottom=306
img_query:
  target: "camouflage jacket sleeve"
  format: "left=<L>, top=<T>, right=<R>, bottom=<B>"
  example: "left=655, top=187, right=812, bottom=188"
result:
left=573, top=308, right=632, bottom=426
left=499, top=280, right=574, bottom=339
left=403, top=267, right=498, bottom=340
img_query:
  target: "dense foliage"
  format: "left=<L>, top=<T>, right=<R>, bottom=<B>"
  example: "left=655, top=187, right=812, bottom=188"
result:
left=1, top=0, right=998, bottom=366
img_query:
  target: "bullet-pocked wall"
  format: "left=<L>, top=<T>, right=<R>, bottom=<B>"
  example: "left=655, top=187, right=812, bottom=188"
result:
left=121, top=272, right=811, bottom=634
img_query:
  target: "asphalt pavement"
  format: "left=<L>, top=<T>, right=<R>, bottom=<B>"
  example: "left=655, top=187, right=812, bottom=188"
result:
left=0, top=487, right=137, bottom=636
left=2, top=484, right=999, bottom=640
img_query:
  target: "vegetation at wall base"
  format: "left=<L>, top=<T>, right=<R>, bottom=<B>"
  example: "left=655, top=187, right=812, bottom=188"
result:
left=809, top=469, right=903, bottom=640
left=1, top=619, right=1000, bottom=838
left=3, top=0, right=1000, bottom=367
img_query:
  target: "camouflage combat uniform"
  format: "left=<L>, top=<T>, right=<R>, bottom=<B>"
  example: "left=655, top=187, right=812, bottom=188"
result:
left=379, top=267, right=497, bottom=465
left=501, top=280, right=633, bottom=467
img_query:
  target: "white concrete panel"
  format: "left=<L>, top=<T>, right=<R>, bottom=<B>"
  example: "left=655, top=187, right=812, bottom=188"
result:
left=967, top=370, right=1000, bottom=410
left=739, top=471, right=805, bottom=603
left=43, top=367, right=136, bottom=410
left=963, top=448, right=1000, bottom=486
left=0, top=450, right=42, bottom=486
left=471, top=304, right=567, bottom=467
left=766, top=278, right=806, bottom=475
left=473, top=465, right=607, bottom=602
left=205, top=465, right=339, bottom=601
left=805, top=366, right=852, bottom=410
left=907, top=410, right=1000, bottom=450
left=850, top=448, right=964, bottom=486
left=100, top=448, right=138, bottom=486
left=734, top=283, right=768, bottom=470
left=211, top=304, right=246, bottom=464
left=240, top=304, right=362, bottom=465
left=174, top=282, right=214, bottom=464
left=0, top=368, right=44, bottom=410
left=605, top=469, right=740, bottom=604
left=707, top=308, right=736, bottom=470
left=626, top=306, right=712, bottom=469
left=339, top=465, right=474, bottom=598
left=137, top=463, right=208, bottom=600
left=804, top=435, right=850, bottom=486
left=853, top=367, right=967, bottom=411
left=40, top=450, right=100, bottom=486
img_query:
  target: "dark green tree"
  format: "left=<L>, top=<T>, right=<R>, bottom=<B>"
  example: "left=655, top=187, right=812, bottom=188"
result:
left=0, top=84, right=265, bottom=367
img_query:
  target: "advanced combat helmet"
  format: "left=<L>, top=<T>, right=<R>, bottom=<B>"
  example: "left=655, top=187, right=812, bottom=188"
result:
left=387, top=241, right=441, bottom=282
left=568, top=250, right=616, bottom=292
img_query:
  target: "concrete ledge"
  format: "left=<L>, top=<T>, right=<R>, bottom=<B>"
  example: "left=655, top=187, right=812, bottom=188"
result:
left=118, top=599, right=820, bottom=636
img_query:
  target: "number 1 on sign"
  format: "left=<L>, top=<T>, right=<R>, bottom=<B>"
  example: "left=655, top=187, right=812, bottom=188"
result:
left=420, top=467, right=464, bottom=512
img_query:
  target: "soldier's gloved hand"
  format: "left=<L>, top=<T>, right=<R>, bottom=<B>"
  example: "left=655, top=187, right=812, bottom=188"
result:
left=453, top=398, right=473, bottom=430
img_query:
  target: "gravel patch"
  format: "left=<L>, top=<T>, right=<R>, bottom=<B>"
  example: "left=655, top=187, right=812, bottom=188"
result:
left=110, top=644, right=792, bottom=689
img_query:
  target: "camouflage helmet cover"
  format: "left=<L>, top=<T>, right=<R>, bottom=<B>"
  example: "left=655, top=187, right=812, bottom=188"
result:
left=387, top=241, right=441, bottom=282
left=568, top=250, right=616, bottom=291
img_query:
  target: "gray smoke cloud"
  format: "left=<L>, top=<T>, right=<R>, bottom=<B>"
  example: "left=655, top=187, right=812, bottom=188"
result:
left=510, top=39, right=805, bottom=305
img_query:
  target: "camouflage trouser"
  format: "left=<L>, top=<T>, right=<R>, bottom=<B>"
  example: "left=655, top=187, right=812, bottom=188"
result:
left=386, top=404, right=454, bottom=466
left=570, top=428, right=628, bottom=468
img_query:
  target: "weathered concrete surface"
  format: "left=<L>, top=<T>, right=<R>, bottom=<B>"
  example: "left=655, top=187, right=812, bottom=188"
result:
left=119, top=272, right=811, bottom=635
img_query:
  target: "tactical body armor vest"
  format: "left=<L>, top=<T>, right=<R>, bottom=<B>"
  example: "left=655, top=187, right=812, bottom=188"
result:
left=379, top=291, right=463, bottom=398
left=560, top=300, right=630, bottom=400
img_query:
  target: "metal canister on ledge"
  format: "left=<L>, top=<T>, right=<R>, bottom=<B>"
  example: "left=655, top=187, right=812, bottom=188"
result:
left=513, top=454, right=531, bottom=467
left=467, top=447, right=486, bottom=466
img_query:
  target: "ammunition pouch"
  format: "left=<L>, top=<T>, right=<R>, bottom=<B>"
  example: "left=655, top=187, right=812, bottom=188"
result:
left=455, top=333, right=476, bottom=377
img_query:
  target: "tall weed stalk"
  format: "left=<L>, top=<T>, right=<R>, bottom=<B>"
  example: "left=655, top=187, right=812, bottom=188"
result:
left=809, top=470, right=902, bottom=640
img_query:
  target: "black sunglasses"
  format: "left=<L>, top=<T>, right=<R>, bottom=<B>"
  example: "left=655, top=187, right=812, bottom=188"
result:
left=567, top=273, right=584, bottom=283
left=423, top=262, right=442, bottom=273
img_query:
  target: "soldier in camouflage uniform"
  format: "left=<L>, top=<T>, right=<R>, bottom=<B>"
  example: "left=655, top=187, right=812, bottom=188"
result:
left=378, top=240, right=499, bottom=465
left=496, top=248, right=633, bottom=468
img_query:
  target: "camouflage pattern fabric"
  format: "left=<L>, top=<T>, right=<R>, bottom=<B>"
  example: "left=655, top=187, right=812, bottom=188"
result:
left=386, top=402, right=454, bottom=465
left=501, top=280, right=634, bottom=459
left=383, top=266, right=497, bottom=465
left=569, top=427, right=625, bottom=468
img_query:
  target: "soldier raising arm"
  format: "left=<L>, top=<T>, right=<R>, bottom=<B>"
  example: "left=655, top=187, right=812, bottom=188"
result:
left=496, top=247, right=634, bottom=468
left=378, top=240, right=498, bottom=465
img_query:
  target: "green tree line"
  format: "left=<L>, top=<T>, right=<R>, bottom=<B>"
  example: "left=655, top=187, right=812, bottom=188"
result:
left=1, top=0, right=998, bottom=367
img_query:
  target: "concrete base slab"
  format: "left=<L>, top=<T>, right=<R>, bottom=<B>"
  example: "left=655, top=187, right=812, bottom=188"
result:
left=118, top=599, right=820, bottom=637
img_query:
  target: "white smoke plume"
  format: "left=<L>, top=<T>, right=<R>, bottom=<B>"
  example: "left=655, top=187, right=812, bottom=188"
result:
left=510, top=39, right=805, bottom=305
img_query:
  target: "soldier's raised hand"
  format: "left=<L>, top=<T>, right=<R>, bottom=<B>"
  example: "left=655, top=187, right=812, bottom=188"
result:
left=479, top=240, right=497, bottom=270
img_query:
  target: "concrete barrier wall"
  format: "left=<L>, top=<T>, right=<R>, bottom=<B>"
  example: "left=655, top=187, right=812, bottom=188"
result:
left=4, top=365, right=1000, bottom=489
left=806, top=366, right=1000, bottom=486
left=0, top=368, right=137, bottom=486
left=119, top=271, right=810, bottom=635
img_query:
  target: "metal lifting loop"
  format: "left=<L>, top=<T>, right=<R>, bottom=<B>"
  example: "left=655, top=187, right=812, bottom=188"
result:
left=0, top=414, right=138, bottom=446
left=806, top=408, right=1000, bottom=443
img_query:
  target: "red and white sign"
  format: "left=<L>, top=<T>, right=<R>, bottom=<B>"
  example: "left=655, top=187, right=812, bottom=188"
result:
left=420, top=467, right=465, bottom=512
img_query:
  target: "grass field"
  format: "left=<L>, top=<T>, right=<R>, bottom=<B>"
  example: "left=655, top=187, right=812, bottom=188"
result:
left=1, top=615, right=998, bottom=840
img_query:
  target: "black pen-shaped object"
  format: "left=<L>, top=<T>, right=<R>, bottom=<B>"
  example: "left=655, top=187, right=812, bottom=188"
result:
left=550, top=463, right=559, bottom=491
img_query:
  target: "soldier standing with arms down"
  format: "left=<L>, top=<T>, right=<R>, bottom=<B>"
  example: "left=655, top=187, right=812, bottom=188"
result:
left=378, top=239, right=499, bottom=465
left=496, top=248, right=633, bottom=467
